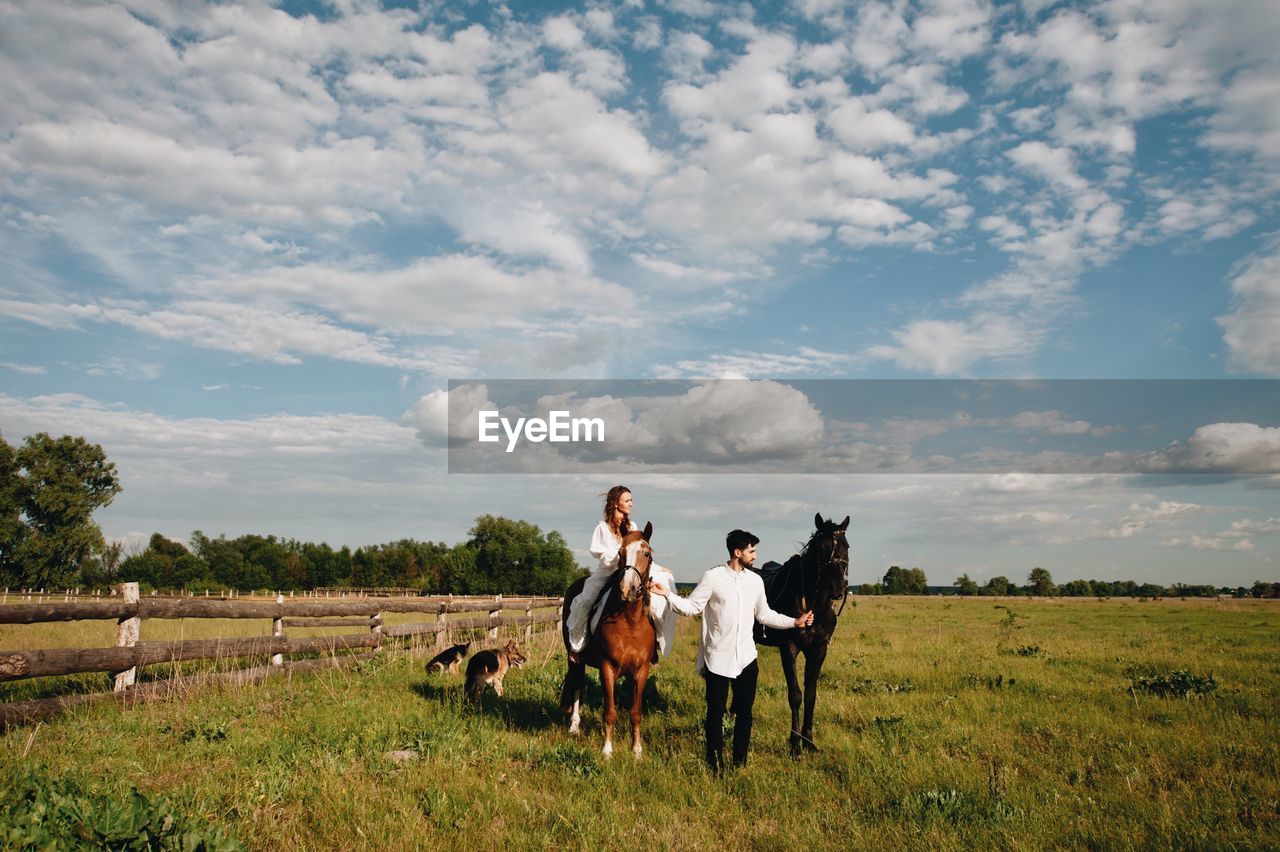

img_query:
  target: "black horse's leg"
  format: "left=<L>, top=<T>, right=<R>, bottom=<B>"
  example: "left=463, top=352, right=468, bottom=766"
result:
left=800, top=640, right=829, bottom=752
left=778, top=644, right=803, bottom=756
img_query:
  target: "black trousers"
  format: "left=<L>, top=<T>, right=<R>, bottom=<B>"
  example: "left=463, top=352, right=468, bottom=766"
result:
left=703, top=659, right=759, bottom=771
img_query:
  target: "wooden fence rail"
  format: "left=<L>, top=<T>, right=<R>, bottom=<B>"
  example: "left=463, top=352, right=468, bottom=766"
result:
left=0, top=585, right=565, bottom=727
left=0, top=596, right=563, bottom=625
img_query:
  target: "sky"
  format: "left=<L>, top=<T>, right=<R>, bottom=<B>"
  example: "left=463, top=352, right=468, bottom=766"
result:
left=1, top=0, right=1279, bottom=587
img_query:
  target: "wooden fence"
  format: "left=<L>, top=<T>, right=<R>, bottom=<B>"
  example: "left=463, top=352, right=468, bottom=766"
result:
left=0, top=584, right=564, bottom=727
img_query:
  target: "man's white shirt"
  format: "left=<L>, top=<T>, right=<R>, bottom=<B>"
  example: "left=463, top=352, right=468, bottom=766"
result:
left=665, top=564, right=795, bottom=678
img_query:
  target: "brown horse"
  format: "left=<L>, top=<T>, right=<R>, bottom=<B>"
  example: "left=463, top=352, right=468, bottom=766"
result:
left=559, top=522, right=655, bottom=759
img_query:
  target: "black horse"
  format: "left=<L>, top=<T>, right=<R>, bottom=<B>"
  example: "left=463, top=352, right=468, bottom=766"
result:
left=755, top=513, right=850, bottom=756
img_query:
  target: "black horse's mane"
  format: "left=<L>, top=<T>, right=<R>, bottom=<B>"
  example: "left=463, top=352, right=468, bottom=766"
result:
left=761, top=524, right=842, bottom=610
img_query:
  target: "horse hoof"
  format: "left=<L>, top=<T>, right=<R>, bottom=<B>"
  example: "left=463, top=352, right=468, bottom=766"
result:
left=632, top=747, right=643, bottom=760
left=602, top=742, right=613, bottom=759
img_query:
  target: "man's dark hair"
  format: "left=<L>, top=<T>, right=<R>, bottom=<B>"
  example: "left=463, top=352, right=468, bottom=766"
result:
left=725, top=529, right=759, bottom=557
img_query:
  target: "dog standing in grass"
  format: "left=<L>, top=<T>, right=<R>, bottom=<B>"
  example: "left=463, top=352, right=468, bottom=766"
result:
left=425, top=642, right=470, bottom=675
left=465, top=641, right=526, bottom=701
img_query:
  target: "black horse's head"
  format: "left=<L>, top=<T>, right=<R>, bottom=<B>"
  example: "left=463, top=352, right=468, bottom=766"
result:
left=810, top=513, right=850, bottom=600
left=616, top=521, right=654, bottom=603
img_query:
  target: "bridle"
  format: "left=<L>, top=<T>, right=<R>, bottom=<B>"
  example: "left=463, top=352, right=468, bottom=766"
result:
left=616, top=539, right=652, bottom=603
left=802, top=527, right=850, bottom=617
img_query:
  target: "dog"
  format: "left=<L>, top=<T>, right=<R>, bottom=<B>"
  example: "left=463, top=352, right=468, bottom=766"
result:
left=425, top=642, right=470, bottom=675
left=464, top=641, right=526, bottom=701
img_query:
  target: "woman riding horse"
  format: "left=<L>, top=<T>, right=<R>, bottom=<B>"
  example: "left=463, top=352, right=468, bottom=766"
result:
left=560, top=521, right=657, bottom=758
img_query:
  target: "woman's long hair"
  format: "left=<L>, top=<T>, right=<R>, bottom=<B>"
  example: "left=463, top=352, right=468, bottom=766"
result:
left=602, top=485, right=631, bottom=540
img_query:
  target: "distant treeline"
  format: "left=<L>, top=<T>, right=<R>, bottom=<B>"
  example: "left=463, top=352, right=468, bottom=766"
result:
left=103, top=515, right=584, bottom=596
left=854, top=566, right=1279, bottom=599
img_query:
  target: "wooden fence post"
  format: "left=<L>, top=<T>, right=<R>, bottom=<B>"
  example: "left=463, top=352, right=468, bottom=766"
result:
left=113, top=582, right=140, bottom=692
left=523, top=602, right=533, bottom=645
left=488, top=594, right=501, bottom=642
left=371, top=611, right=384, bottom=653
left=272, top=593, right=285, bottom=667
left=436, top=603, right=448, bottom=650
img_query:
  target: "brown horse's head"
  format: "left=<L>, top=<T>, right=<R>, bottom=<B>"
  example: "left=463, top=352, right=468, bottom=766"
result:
left=617, top=521, right=654, bottom=603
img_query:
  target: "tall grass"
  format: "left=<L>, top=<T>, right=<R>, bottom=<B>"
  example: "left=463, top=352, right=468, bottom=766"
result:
left=2, top=597, right=1277, bottom=849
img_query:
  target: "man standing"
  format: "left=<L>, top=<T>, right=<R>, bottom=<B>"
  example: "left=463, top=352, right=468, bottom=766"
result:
left=651, top=529, right=813, bottom=773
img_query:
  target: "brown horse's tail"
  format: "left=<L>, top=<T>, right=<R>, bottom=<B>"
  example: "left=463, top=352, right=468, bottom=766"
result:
left=559, top=662, right=585, bottom=714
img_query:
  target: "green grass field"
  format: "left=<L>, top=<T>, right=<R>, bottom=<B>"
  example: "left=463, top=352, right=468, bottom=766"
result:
left=2, top=596, right=1278, bottom=849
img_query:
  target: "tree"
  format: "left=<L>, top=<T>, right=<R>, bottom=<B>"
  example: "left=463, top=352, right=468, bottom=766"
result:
left=882, top=565, right=928, bottom=595
left=1, top=433, right=121, bottom=588
left=1060, top=578, right=1093, bottom=597
left=954, top=574, right=979, bottom=596
left=0, top=433, right=24, bottom=581
left=465, top=514, right=581, bottom=595
left=982, top=575, right=1010, bottom=596
left=1027, top=567, right=1056, bottom=596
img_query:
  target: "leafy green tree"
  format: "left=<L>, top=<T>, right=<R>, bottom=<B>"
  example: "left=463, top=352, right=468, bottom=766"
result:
left=191, top=531, right=248, bottom=588
left=0, top=433, right=26, bottom=581
left=465, top=514, right=582, bottom=595
left=80, top=540, right=123, bottom=589
left=1027, top=567, right=1056, bottom=596
left=954, top=574, right=979, bottom=596
left=1136, top=582, right=1167, bottom=598
left=117, top=533, right=209, bottom=591
left=2, top=433, right=121, bottom=588
left=1251, top=580, right=1280, bottom=599
left=882, top=565, right=928, bottom=595
left=981, top=575, right=1010, bottom=596
left=441, top=542, right=479, bottom=594
left=1060, top=578, right=1093, bottom=597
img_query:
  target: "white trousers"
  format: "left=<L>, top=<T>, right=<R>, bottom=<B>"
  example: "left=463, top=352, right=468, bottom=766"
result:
left=567, top=567, right=615, bottom=652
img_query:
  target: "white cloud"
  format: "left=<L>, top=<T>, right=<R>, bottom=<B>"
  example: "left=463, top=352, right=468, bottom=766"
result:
left=1161, top=535, right=1255, bottom=552
left=1142, top=422, right=1280, bottom=474
left=0, top=362, right=47, bottom=375
left=867, top=313, right=1040, bottom=375
left=1223, top=517, right=1280, bottom=537
left=826, top=97, right=917, bottom=151
left=1006, top=140, right=1086, bottom=192
left=401, top=383, right=497, bottom=449
left=1218, top=244, right=1280, bottom=375
left=912, top=0, right=993, bottom=62
left=1007, top=410, right=1091, bottom=435
left=654, top=348, right=855, bottom=379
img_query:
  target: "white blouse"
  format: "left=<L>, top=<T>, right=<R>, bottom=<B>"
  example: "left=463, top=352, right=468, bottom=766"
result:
left=588, top=519, right=631, bottom=573
left=587, top=517, right=679, bottom=658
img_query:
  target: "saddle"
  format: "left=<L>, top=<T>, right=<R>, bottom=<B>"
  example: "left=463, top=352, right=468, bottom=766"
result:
left=752, top=560, right=792, bottom=647
left=578, top=567, right=661, bottom=663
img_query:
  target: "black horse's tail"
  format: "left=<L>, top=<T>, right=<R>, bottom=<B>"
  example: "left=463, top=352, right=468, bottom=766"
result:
left=559, top=662, right=585, bottom=713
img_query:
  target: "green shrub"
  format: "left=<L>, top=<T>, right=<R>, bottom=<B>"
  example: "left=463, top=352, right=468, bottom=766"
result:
left=1124, top=665, right=1217, bottom=698
left=1, top=770, right=240, bottom=850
